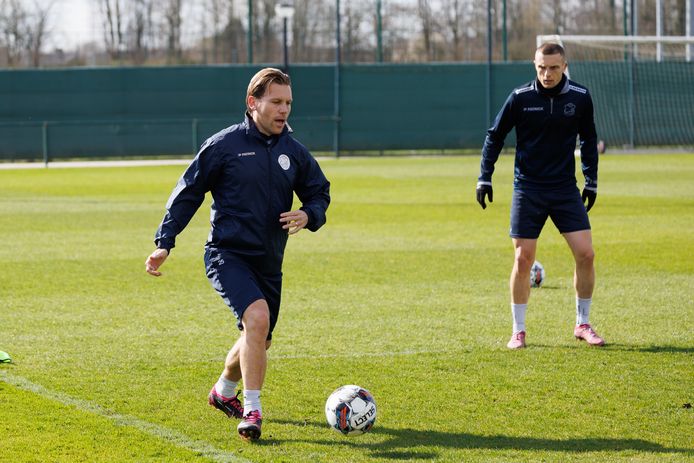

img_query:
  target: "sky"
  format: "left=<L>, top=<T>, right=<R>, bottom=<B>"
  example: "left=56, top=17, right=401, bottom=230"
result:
left=39, top=0, right=99, bottom=50
left=36, top=0, right=214, bottom=52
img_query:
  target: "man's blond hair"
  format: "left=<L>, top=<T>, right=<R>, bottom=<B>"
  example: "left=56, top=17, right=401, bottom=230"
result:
left=246, top=68, right=291, bottom=110
left=536, top=42, right=566, bottom=59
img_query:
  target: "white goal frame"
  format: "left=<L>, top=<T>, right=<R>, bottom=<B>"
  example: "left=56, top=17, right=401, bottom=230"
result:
left=536, top=34, right=694, bottom=62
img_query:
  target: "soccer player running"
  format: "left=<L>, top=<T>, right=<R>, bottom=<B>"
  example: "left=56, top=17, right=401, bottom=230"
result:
left=145, top=68, right=330, bottom=440
left=476, top=43, right=605, bottom=349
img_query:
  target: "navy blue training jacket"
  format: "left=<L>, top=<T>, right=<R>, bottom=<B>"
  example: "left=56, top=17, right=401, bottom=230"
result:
left=154, top=114, right=331, bottom=273
left=479, top=77, right=598, bottom=190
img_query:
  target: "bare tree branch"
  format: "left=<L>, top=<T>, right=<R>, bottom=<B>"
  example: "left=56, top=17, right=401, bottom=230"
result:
left=0, top=0, right=53, bottom=67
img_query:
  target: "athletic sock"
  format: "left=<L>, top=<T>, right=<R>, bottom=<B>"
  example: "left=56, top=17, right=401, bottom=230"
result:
left=576, top=297, right=592, bottom=325
left=243, top=389, right=262, bottom=416
left=214, top=376, right=238, bottom=398
left=511, top=303, right=527, bottom=333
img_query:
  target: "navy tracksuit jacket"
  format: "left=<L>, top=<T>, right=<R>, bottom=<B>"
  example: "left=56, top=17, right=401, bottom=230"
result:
left=155, top=114, right=331, bottom=273
left=479, top=77, right=598, bottom=190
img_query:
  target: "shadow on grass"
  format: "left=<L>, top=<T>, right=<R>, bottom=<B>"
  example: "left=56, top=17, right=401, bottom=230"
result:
left=529, top=343, right=694, bottom=354
left=267, top=418, right=691, bottom=460
left=608, top=344, right=694, bottom=354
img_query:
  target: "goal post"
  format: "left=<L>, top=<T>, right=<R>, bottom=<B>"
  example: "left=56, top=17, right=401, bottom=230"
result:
left=535, top=35, right=694, bottom=149
left=537, top=34, right=694, bottom=61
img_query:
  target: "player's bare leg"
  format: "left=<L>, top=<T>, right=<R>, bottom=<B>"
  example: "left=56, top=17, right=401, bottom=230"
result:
left=563, top=230, right=604, bottom=346
left=507, top=238, right=537, bottom=348
left=208, top=337, right=244, bottom=418
left=237, top=299, right=270, bottom=440
left=563, top=230, right=595, bottom=298
left=511, top=238, right=537, bottom=304
left=209, top=317, right=273, bottom=421
left=239, top=299, right=270, bottom=390
left=222, top=337, right=243, bottom=381
left=221, top=333, right=272, bottom=382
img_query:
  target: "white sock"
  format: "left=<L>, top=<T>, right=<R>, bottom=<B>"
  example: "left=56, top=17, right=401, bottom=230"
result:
left=511, top=303, right=527, bottom=333
left=576, top=297, right=592, bottom=325
left=214, top=376, right=238, bottom=398
left=243, top=389, right=262, bottom=416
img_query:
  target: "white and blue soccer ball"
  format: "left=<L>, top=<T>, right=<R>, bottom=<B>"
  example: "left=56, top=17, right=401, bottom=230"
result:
left=530, top=261, right=546, bottom=288
left=325, top=385, right=377, bottom=436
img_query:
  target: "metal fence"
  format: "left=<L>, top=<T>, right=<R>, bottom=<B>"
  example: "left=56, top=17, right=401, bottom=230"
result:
left=1, top=61, right=693, bottom=162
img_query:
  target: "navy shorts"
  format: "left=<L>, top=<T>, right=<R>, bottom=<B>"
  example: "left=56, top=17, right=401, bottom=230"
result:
left=510, top=185, right=591, bottom=239
left=204, top=248, right=282, bottom=340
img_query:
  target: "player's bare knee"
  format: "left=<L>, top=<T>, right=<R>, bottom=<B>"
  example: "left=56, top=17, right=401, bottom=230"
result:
left=225, top=351, right=240, bottom=369
left=244, top=316, right=269, bottom=339
left=575, top=248, right=595, bottom=266
left=242, top=304, right=270, bottom=338
left=514, top=250, right=534, bottom=273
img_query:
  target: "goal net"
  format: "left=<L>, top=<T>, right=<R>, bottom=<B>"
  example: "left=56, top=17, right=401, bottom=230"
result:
left=536, top=34, right=694, bottom=148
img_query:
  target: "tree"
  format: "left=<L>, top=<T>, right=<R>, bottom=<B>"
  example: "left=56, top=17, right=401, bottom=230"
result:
left=0, top=0, right=28, bottom=66
left=253, top=0, right=276, bottom=63
left=218, top=0, right=246, bottom=63
left=200, top=0, right=225, bottom=62
left=0, top=0, right=52, bottom=67
left=440, top=0, right=470, bottom=61
left=130, top=0, right=154, bottom=64
left=101, top=0, right=124, bottom=59
left=417, top=0, right=437, bottom=60
left=163, top=0, right=183, bottom=62
left=342, top=0, right=369, bottom=62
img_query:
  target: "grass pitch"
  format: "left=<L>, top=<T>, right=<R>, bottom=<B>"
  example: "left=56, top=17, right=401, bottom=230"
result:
left=1, top=154, right=692, bottom=463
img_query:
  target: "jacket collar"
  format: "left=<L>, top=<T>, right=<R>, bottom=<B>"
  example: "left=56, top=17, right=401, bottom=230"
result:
left=533, top=74, right=570, bottom=96
left=244, top=112, right=292, bottom=141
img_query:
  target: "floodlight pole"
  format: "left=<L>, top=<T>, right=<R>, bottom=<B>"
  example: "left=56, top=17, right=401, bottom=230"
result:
left=486, top=0, right=492, bottom=127
left=687, top=0, right=692, bottom=61
left=283, top=17, right=289, bottom=71
left=276, top=1, right=294, bottom=72
left=334, top=0, right=342, bottom=157
left=502, top=0, right=507, bottom=61
left=623, top=0, right=628, bottom=60
left=42, top=122, right=49, bottom=167
left=633, top=0, right=639, bottom=59
left=376, top=0, right=383, bottom=62
left=656, top=0, right=662, bottom=62
left=247, top=0, right=253, bottom=63
left=627, top=0, right=636, bottom=148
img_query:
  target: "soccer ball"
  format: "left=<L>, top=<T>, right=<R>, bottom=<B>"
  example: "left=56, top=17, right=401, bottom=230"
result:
left=325, top=385, right=377, bottom=436
left=530, top=261, right=545, bottom=288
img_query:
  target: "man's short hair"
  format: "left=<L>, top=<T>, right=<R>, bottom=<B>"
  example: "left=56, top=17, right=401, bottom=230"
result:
left=247, top=68, right=291, bottom=105
left=536, top=42, right=566, bottom=59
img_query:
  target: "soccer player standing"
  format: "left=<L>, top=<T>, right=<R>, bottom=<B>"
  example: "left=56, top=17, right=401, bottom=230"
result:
left=146, top=68, right=331, bottom=440
left=476, top=43, right=605, bottom=349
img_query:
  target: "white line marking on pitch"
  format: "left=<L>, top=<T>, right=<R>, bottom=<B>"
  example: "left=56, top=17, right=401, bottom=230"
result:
left=0, top=371, right=252, bottom=463
left=203, top=348, right=463, bottom=363
left=0, top=159, right=192, bottom=170
left=269, top=348, right=455, bottom=360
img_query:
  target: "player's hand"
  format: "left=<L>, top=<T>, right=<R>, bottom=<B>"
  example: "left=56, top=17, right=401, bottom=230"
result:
left=476, top=184, right=493, bottom=209
left=145, top=248, right=169, bottom=276
left=280, top=209, right=308, bottom=235
left=582, top=188, right=597, bottom=212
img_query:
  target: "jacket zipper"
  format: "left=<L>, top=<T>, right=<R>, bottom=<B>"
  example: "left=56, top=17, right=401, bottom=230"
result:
left=267, top=145, right=273, bottom=244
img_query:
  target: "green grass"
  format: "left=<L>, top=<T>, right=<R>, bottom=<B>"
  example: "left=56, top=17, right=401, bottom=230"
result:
left=1, top=154, right=692, bottom=463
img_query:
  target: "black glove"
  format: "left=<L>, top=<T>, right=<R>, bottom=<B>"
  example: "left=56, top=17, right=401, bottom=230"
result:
left=476, top=184, right=493, bottom=209
left=582, top=188, right=597, bottom=212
